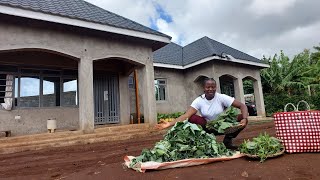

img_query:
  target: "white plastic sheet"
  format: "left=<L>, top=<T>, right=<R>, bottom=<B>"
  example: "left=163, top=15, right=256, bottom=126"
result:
left=124, top=152, right=244, bottom=172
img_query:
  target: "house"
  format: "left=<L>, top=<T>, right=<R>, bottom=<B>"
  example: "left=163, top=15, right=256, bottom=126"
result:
left=0, top=0, right=171, bottom=136
left=152, top=37, right=269, bottom=117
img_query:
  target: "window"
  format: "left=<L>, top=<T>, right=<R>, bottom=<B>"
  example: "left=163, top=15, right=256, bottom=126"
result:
left=128, top=75, right=135, bottom=89
left=154, top=79, right=167, bottom=101
left=42, top=77, right=60, bottom=107
left=19, top=76, right=40, bottom=107
left=0, top=65, right=78, bottom=109
left=62, top=78, right=78, bottom=106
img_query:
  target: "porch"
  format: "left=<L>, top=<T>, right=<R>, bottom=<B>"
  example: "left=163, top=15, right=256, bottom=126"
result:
left=0, top=48, right=156, bottom=137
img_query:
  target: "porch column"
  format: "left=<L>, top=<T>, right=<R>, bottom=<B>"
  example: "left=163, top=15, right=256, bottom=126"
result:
left=215, top=76, right=221, bottom=93
left=78, top=59, right=94, bottom=133
left=138, top=60, right=157, bottom=125
left=254, top=77, right=266, bottom=117
left=233, top=78, right=245, bottom=103
left=119, top=74, right=130, bottom=125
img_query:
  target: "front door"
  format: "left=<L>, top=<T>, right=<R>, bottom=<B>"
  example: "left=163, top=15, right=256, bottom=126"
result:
left=93, top=74, right=120, bottom=125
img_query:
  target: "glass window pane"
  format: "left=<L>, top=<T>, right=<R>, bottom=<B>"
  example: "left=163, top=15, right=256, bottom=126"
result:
left=62, top=79, right=77, bottom=106
left=42, top=77, right=60, bottom=107
left=14, top=77, right=18, bottom=107
left=154, top=80, right=159, bottom=100
left=159, top=85, right=166, bottom=100
left=154, top=79, right=166, bottom=101
left=128, top=76, right=135, bottom=89
left=20, top=76, right=40, bottom=107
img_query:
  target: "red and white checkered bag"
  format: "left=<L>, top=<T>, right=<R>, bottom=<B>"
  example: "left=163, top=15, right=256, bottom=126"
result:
left=274, top=101, right=320, bottom=153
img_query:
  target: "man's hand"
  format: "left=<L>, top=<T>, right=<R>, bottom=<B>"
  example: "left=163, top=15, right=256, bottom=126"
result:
left=154, top=121, right=172, bottom=130
left=239, top=118, right=248, bottom=127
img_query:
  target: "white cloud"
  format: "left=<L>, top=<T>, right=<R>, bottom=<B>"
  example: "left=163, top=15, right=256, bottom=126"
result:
left=85, top=0, right=320, bottom=59
left=85, top=0, right=158, bottom=27
left=247, top=0, right=299, bottom=17
left=156, top=19, right=179, bottom=43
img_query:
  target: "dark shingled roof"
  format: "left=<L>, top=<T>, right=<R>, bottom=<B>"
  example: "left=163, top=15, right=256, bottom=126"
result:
left=0, top=0, right=170, bottom=38
left=154, top=36, right=264, bottom=66
left=153, top=43, right=183, bottom=66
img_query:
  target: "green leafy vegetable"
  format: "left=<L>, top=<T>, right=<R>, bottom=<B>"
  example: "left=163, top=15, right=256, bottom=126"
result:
left=239, top=132, right=284, bottom=162
left=129, top=121, right=236, bottom=167
left=206, top=107, right=239, bottom=133
left=157, top=112, right=185, bottom=122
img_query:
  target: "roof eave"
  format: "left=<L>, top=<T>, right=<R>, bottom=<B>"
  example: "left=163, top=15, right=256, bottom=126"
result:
left=153, top=56, right=270, bottom=69
left=0, top=4, right=171, bottom=44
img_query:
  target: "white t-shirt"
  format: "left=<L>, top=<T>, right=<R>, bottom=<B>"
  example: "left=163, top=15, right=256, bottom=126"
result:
left=190, top=93, right=235, bottom=121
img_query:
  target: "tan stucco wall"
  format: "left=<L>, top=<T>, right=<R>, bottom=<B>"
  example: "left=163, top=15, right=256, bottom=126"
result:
left=213, top=61, right=261, bottom=80
left=154, top=60, right=266, bottom=116
left=0, top=20, right=152, bottom=65
left=0, top=16, right=157, bottom=134
left=184, top=62, right=215, bottom=106
left=154, top=67, right=187, bottom=113
left=0, top=108, right=78, bottom=136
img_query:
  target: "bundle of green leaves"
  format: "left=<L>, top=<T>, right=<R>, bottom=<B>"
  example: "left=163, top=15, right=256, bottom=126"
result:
left=157, top=112, right=185, bottom=122
left=129, top=121, right=235, bottom=167
left=206, top=107, right=239, bottom=133
left=239, top=132, right=284, bottom=162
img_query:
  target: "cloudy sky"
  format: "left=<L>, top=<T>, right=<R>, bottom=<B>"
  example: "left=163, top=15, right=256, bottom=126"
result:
left=85, top=0, right=320, bottom=59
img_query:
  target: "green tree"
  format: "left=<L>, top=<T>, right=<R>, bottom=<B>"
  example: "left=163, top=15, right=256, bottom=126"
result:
left=260, top=50, right=311, bottom=95
left=310, top=44, right=320, bottom=65
left=243, top=79, right=254, bottom=94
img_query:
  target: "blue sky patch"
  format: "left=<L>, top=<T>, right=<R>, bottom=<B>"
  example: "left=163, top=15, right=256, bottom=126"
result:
left=155, top=4, right=172, bottom=23
left=150, top=17, right=158, bottom=31
left=149, top=3, right=172, bottom=31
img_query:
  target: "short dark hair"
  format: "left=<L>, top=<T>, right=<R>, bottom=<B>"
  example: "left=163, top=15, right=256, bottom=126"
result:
left=203, top=77, right=216, bottom=86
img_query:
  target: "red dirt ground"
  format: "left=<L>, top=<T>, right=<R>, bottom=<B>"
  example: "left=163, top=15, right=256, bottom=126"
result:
left=0, top=122, right=319, bottom=180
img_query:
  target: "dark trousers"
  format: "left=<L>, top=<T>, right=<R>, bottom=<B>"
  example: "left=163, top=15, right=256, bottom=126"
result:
left=188, top=114, right=244, bottom=139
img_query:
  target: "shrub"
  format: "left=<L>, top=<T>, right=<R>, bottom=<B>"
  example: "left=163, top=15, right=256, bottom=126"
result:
left=264, top=93, right=319, bottom=116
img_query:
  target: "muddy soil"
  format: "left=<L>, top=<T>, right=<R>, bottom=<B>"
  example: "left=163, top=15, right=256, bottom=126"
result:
left=0, top=122, right=319, bottom=180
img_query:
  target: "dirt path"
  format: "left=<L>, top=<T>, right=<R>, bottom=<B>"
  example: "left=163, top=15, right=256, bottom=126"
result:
left=0, top=122, right=319, bottom=180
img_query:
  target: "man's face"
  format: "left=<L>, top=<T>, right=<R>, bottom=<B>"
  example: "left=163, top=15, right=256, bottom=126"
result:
left=204, top=80, right=216, bottom=99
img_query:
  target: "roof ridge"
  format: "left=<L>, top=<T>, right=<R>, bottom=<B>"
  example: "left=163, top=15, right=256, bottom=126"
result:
left=181, top=45, right=184, bottom=66
left=202, top=36, right=218, bottom=56
left=170, top=42, right=183, bottom=48
left=182, top=36, right=205, bottom=48
left=206, top=36, right=259, bottom=60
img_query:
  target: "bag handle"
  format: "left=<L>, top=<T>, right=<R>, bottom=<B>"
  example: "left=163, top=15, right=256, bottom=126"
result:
left=297, top=100, right=310, bottom=111
left=284, top=103, right=297, bottom=112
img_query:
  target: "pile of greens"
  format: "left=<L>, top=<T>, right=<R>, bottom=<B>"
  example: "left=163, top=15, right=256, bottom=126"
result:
left=130, top=121, right=235, bottom=167
left=206, top=107, right=239, bottom=133
left=239, top=132, right=284, bottom=162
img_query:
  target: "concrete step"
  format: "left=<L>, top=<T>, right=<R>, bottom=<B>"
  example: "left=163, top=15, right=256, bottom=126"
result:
left=0, top=123, right=151, bottom=144
left=0, top=123, right=165, bottom=155
left=95, top=123, right=151, bottom=133
left=0, top=129, right=165, bottom=155
left=0, top=127, right=153, bottom=147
